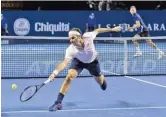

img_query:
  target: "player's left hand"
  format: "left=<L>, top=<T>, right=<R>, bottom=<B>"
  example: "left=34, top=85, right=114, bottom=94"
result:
left=49, top=73, right=56, bottom=81
left=127, top=27, right=134, bottom=32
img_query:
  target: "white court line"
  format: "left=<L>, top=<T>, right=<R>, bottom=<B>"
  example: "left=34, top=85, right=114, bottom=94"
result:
left=2, top=106, right=166, bottom=114
left=102, top=70, right=166, bottom=89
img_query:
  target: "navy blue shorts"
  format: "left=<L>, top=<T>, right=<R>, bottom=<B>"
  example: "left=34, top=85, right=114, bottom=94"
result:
left=69, top=58, right=101, bottom=77
left=138, top=28, right=150, bottom=37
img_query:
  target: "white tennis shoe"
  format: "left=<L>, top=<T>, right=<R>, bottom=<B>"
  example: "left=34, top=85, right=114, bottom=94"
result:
left=133, top=51, right=142, bottom=56
left=158, top=51, right=164, bottom=60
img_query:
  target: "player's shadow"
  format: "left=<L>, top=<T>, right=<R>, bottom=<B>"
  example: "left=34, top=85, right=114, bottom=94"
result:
left=64, top=101, right=86, bottom=109
left=48, top=100, right=153, bottom=110
left=106, top=100, right=151, bottom=108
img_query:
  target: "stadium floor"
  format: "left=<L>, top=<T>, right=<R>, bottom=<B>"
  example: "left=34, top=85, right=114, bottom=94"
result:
left=1, top=75, right=166, bottom=117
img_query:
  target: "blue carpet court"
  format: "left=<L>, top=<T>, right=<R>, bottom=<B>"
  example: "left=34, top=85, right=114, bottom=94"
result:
left=1, top=76, right=166, bottom=117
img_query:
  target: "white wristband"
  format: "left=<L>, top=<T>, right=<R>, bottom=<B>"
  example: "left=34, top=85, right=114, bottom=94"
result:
left=53, top=70, right=58, bottom=75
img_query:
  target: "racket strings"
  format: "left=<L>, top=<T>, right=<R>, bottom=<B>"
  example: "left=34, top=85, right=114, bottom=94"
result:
left=20, top=86, right=37, bottom=101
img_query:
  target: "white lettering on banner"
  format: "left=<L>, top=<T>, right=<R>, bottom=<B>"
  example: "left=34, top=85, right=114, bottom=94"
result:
left=35, top=23, right=41, bottom=32
left=106, top=24, right=117, bottom=28
left=106, top=24, right=110, bottom=28
left=25, top=59, right=162, bottom=76
left=154, top=23, right=159, bottom=31
left=148, top=24, right=152, bottom=31
left=98, top=23, right=165, bottom=32
left=25, top=61, right=61, bottom=76
left=35, top=22, right=70, bottom=35
left=25, top=61, right=41, bottom=75
left=143, top=60, right=156, bottom=72
left=98, top=24, right=101, bottom=28
left=131, top=60, right=140, bottom=73
left=147, top=23, right=165, bottom=31
left=130, top=60, right=157, bottom=73
left=160, top=23, right=166, bottom=31
left=116, top=61, right=124, bottom=73
left=100, top=61, right=115, bottom=72
left=100, top=59, right=158, bottom=74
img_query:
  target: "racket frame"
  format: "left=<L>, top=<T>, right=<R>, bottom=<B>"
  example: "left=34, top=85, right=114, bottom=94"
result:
left=20, top=83, right=44, bottom=102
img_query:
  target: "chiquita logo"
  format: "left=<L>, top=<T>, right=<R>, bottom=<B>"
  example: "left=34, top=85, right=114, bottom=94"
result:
left=14, top=18, right=30, bottom=36
left=35, top=22, right=70, bottom=35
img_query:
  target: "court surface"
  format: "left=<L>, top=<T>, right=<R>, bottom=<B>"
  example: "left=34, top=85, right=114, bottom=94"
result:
left=2, top=75, right=166, bottom=117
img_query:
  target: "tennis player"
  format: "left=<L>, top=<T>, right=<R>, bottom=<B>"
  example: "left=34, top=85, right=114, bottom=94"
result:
left=128, top=6, right=164, bottom=59
left=48, top=26, right=121, bottom=111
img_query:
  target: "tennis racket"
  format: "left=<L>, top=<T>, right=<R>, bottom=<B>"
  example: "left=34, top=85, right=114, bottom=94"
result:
left=20, top=79, right=51, bottom=102
left=120, top=23, right=129, bottom=33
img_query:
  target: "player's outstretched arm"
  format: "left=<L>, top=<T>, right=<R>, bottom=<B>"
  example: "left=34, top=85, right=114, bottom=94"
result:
left=49, top=58, right=71, bottom=81
left=128, top=20, right=140, bottom=31
left=93, top=26, right=121, bottom=35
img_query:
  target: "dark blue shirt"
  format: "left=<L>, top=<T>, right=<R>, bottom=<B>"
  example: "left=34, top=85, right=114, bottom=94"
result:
left=132, top=13, right=148, bottom=33
left=1, top=17, right=8, bottom=30
left=87, top=17, right=96, bottom=27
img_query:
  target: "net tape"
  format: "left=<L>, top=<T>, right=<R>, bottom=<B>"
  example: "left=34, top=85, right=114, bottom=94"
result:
left=2, top=36, right=166, bottom=41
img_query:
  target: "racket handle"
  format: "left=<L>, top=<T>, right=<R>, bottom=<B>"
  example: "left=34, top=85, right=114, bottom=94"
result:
left=44, top=79, right=51, bottom=84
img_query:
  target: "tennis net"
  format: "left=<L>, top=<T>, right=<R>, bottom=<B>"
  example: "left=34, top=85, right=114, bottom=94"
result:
left=1, top=36, right=166, bottom=78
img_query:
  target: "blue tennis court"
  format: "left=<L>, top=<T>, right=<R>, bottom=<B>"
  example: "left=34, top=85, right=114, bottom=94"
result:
left=1, top=76, right=166, bottom=117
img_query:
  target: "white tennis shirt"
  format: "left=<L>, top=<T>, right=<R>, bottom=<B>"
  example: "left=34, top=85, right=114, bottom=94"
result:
left=65, top=31, right=98, bottom=63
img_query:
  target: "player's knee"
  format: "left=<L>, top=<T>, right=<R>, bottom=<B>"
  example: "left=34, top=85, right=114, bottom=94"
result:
left=146, top=39, right=152, bottom=44
left=133, top=35, right=140, bottom=43
left=65, top=74, right=73, bottom=83
left=95, top=74, right=104, bottom=79
left=66, top=69, right=78, bottom=81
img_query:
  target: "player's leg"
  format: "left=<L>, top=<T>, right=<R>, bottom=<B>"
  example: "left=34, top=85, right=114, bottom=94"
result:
left=59, top=69, right=78, bottom=98
left=145, top=39, right=161, bottom=51
left=94, top=74, right=107, bottom=90
left=49, top=58, right=83, bottom=111
left=142, top=30, right=159, bottom=50
left=132, top=34, right=142, bottom=56
left=144, top=33, right=164, bottom=59
left=86, top=58, right=107, bottom=90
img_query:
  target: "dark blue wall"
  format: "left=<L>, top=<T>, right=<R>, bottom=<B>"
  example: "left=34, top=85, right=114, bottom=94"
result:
left=2, top=10, right=166, bottom=37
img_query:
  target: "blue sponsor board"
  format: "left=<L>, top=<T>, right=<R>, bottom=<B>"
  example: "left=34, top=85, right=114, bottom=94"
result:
left=2, top=10, right=166, bottom=37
